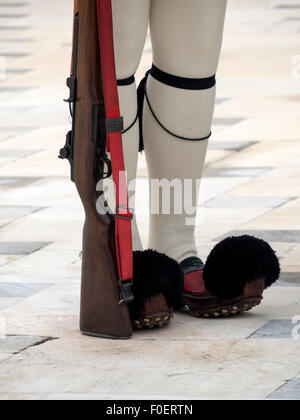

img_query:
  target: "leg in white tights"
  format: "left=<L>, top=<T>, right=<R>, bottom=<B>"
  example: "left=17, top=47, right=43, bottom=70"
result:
left=144, top=0, right=227, bottom=262
left=110, top=0, right=150, bottom=250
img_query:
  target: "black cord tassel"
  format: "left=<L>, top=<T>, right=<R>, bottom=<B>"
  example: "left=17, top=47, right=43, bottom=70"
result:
left=137, top=71, right=150, bottom=152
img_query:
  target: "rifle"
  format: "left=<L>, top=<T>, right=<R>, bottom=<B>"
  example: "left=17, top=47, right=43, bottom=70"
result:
left=59, top=0, right=133, bottom=339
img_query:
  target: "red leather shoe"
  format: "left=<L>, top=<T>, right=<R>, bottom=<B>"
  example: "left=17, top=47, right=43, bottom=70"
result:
left=180, top=257, right=264, bottom=318
left=180, top=234, right=280, bottom=319
left=131, top=293, right=173, bottom=329
left=130, top=250, right=183, bottom=329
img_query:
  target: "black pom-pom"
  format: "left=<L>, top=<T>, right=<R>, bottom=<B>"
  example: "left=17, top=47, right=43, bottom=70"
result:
left=203, top=235, right=280, bottom=299
left=131, top=250, right=184, bottom=314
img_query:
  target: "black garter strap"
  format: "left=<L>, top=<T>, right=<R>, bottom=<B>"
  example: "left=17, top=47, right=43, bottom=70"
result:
left=137, top=66, right=215, bottom=151
left=151, top=64, right=216, bottom=90
left=117, top=75, right=139, bottom=134
left=117, top=75, right=136, bottom=87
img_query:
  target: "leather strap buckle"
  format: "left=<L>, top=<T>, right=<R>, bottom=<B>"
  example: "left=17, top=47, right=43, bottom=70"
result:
left=105, top=117, right=124, bottom=134
left=119, top=279, right=134, bottom=305
left=115, top=205, right=134, bottom=221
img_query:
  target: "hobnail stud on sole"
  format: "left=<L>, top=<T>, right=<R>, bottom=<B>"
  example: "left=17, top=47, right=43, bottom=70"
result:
left=188, top=297, right=262, bottom=319
left=133, top=314, right=172, bottom=330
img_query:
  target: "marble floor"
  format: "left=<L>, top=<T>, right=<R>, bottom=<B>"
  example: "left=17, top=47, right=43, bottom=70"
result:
left=0, top=0, right=300, bottom=400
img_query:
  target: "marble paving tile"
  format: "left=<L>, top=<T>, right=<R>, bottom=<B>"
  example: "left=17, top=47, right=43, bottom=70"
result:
left=215, top=97, right=230, bottom=105
left=281, top=268, right=300, bottom=276
left=277, top=282, right=300, bottom=288
left=227, top=168, right=300, bottom=197
left=205, top=149, right=233, bottom=165
left=0, top=26, right=31, bottom=30
left=0, top=354, right=12, bottom=363
left=0, top=283, right=81, bottom=338
left=279, top=272, right=300, bottom=285
left=0, top=283, right=52, bottom=298
left=0, top=212, right=82, bottom=244
left=0, top=126, right=67, bottom=152
left=283, top=16, right=300, bottom=21
left=242, top=198, right=300, bottom=230
left=0, top=298, right=21, bottom=310
left=0, top=393, right=47, bottom=401
left=0, top=3, right=28, bottom=6
left=0, top=335, right=50, bottom=355
left=0, top=107, right=34, bottom=116
left=203, top=167, right=270, bottom=178
left=250, top=320, right=298, bottom=339
left=5, top=68, right=33, bottom=74
left=208, top=141, right=255, bottom=151
left=268, top=379, right=300, bottom=400
left=0, top=242, right=50, bottom=255
left=0, top=135, right=12, bottom=143
left=0, top=149, right=39, bottom=158
left=0, top=53, right=30, bottom=58
left=0, top=248, right=81, bottom=284
left=1, top=213, right=22, bottom=225
left=0, top=126, right=36, bottom=133
left=0, top=337, right=299, bottom=400
left=42, top=393, right=199, bottom=401
left=0, top=177, right=41, bottom=188
left=213, top=117, right=245, bottom=126
left=216, top=230, right=300, bottom=244
left=280, top=244, right=300, bottom=270
left=275, top=4, right=300, bottom=9
left=0, top=157, right=14, bottom=167
left=0, top=177, right=76, bottom=210
left=0, top=150, right=69, bottom=177
left=0, top=39, right=32, bottom=44
left=0, top=205, right=44, bottom=218
left=211, top=141, right=300, bottom=169
left=194, top=207, right=270, bottom=242
left=211, top=114, right=300, bottom=142
left=0, top=86, right=34, bottom=93
left=205, top=196, right=291, bottom=208
left=61, top=42, right=72, bottom=48
left=0, top=14, right=28, bottom=19
left=267, top=242, right=297, bottom=260
left=0, top=255, right=21, bottom=267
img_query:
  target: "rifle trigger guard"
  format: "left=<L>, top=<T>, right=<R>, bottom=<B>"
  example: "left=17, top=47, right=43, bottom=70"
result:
left=99, top=154, right=112, bottom=180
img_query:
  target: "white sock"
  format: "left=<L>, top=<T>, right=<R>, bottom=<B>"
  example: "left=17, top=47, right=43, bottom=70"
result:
left=143, top=0, right=227, bottom=262
left=109, top=0, right=150, bottom=251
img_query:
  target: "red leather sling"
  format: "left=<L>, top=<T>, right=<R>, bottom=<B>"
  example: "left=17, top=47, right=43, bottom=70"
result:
left=96, top=0, right=134, bottom=303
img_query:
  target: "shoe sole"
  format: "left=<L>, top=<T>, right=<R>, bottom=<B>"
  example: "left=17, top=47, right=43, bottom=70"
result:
left=133, top=312, right=173, bottom=330
left=81, top=330, right=132, bottom=340
left=184, top=296, right=263, bottom=319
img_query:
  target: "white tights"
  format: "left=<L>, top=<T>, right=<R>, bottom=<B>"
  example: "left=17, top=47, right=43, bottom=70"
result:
left=111, top=0, right=227, bottom=262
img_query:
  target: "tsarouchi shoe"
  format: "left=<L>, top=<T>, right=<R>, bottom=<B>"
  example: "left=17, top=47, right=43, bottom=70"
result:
left=180, top=235, right=280, bottom=318
left=130, top=250, right=183, bottom=329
